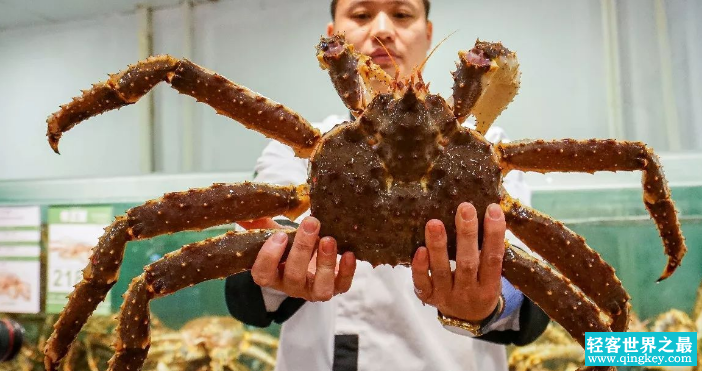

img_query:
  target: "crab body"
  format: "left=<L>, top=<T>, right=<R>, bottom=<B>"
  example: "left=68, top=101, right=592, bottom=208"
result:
left=310, top=91, right=501, bottom=265
left=39, top=34, right=687, bottom=371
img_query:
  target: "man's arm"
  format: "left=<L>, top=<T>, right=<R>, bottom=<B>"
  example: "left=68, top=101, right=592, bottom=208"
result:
left=473, top=278, right=549, bottom=345
left=431, top=275, right=548, bottom=345
left=476, top=295, right=550, bottom=346
left=225, top=270, right=305, bottom=327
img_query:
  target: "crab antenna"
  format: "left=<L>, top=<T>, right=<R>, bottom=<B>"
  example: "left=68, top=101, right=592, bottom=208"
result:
left=374, top=37, right=400, bottom=84
left=416, top=30, right=458, bottom=74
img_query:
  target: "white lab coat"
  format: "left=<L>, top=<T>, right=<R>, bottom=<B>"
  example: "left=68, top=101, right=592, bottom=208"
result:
left=253, top=114, right=533, bottom=371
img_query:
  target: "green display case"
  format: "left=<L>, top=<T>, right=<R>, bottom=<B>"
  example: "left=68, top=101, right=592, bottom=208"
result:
left=532, top=185, right=702, bottom=320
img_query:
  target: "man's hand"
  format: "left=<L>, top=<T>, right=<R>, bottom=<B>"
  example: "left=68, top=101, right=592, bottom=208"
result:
left=411, top=202, right=506, bottom=323
left=241, top=217, right=356, bottom=302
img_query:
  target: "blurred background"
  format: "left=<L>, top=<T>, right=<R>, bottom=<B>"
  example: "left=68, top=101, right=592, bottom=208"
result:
left=0, top=0, right=700, bottom=370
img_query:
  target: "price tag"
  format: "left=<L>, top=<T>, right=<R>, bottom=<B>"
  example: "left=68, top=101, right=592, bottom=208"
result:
left=47, top=206, right=114, bottom=314
left=0, top=206, right=41, bottom=314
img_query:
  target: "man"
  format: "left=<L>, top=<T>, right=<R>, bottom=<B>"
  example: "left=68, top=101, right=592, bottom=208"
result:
left=226, top=1, right=549, bottom=370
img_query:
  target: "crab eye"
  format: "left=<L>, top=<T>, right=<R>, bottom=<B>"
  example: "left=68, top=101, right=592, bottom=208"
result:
left=320, top=40, right=344, bottom=56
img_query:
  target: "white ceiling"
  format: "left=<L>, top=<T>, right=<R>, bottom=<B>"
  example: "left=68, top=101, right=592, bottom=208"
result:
left=0, top=0, right=215, bottom=30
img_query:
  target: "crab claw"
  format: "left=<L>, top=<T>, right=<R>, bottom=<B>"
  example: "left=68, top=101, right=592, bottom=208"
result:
left=317, top=34, right=395, bottom=115
left=452, top=40, right=520, bottom=134
left=48, top=133, right=61, bottom=154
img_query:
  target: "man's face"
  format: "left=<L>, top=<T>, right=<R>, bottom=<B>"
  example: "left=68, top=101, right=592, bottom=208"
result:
left=328, top=0, right=433, bottom=80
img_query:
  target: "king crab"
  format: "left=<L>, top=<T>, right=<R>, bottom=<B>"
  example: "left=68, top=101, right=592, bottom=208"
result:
left=42, top=34, right=686, bottom=371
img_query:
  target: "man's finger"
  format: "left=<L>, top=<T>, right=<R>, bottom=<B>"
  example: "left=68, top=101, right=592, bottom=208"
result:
left=238, top=218, right=282, bottom=230
left=411, top=246, right=433, bottom=303
left=453, top=202, right=480, bottom=291
left=310, top=237, right=338, bottom=301
left=478, top=204, right=506, bottom=288
left=425, top=219, right=452, bottom=300
left=251, top=231, right=288, bottom=289
left=334, top=251, right=356, bottom=295
left=282, top=217, right=320, bottom=295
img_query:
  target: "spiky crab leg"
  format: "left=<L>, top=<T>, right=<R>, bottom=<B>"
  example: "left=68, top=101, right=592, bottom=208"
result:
left=497, top=139, right=687, bottom=281
left=46, top=56, right=321, bottom=158
left=316, top=34, right=393, bottom=117
left=503, top=246, right=617, bottom=370
left=127, top=182, right=309, bottom=239
left=451, top=40, right=520, bottom=134
left=501, top=193, right=630, bottom=332
left=44, top=217, right=130, bottom=371
left=109, top=229, right=297, bottom=371
left=43, top=183, right=309, bottom=371
left=502, top=243, right=611, bottom=346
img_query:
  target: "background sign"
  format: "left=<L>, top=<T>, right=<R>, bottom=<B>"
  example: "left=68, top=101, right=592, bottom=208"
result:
left=0, top=206, right=41, bottom=313
left=47, top=205, right=113, bottom=314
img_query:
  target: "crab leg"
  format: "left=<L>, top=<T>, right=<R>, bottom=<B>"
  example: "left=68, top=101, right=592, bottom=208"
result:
left=452, top=40, right=520, bottom=134
left=240, top=345, right=277, bottom=367
left=506, top=244, right=616, bottom=371
left=497, top=139, right=687, bottom=281
left=127, top=182, right=309, bottom=239
left=502, top=243, right=611, bottom=346
left=108, top=229, right=297, bottom=371
left=501, top=194, right=630, bottom=331
left=46, top=56, right=321, bottom=158
left=247, top=331, right=279, bottom=348
left=317, top=35, right=393, bottom=117
left=44, top=217, right=130, bottom=371
left=44, top=183, right=309, bottom=371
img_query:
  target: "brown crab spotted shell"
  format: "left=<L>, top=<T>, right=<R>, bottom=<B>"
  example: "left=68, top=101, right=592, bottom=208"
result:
left=40, top=34, right=685, bottom=371
left=309, top=92, right=502, bottom=266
